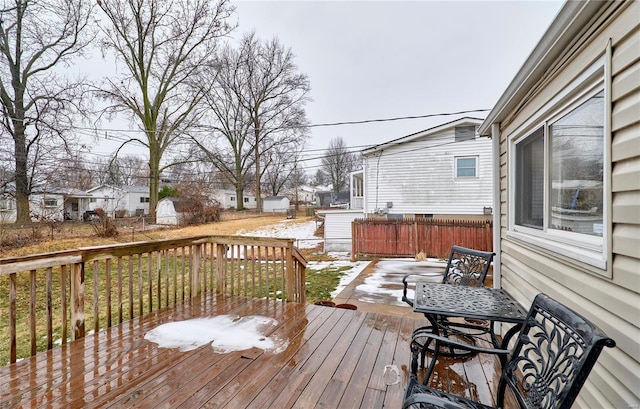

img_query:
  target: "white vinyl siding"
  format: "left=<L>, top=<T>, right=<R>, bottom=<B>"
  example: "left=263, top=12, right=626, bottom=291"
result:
left=363, top=123, right=492, bottom=216
left=319, top=210, right=361, bottom=252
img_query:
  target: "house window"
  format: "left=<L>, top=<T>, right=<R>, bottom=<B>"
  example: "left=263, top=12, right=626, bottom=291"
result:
left=44, top=199, right=57, bottom=207
left=244, top=197, right=249, bottom=203
left=510, top=83, right=606, bottom=270
left=515, top=90, right=604, bottom=236
left=140, top=197, right=150, bottom=203
left=455, top=156, right=477, bottom=177
left=72, top=203, right=79, bottom=211
left=90, top=198, right=96, bottom=203
left=455, top=126, right=476, bottom=142
left=0, top=199, right=11, bottom=210
left=230, top=196, right=235, bottom=201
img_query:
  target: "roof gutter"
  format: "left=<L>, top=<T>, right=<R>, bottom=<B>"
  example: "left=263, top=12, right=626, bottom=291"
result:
left=479, top=0, right=606, bottom=136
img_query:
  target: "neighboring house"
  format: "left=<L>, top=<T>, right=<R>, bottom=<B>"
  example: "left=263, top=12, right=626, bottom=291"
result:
left=320, top=117, right=492, bottom=252
left=213, top=189, right=257, bottom=210
left=156, top=197, right=185, bottom=225
left=479, top=1, right=639, bottom=408
left=0, top=187, right=98, bottom=222
left=351, top=117, right=493, bottom=220
left=283, top=184, right=317, bottom=205
left=263, top=196, right=290, bottom=213
left=87, top=185, right=150, bottom=217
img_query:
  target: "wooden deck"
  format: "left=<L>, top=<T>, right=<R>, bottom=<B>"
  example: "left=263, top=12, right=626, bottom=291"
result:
left=0, top=294, right=502, bottom=408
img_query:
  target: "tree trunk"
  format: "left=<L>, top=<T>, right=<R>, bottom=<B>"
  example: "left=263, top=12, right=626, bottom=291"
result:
left=14, top=123, right=31, bottom=224
left=148, top=148, right=160, bottom=221
left=254, top=126, right=262, bottom=212
left=236, top=187, right=244, bottom=211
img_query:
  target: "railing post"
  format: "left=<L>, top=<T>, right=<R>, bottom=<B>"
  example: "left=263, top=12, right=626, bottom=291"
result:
left=216, top=243, right=225, bottom=295
left=192, top=244, right=202, bottom=297
left=285, top=245, right=294, bottom=301
left=70, top=262, right=85, bottom=340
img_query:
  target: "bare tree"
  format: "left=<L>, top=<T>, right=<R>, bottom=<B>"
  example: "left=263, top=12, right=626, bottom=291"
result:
left=96, top=0, right=234, bottom=219
left=0, top=0, right=95, bottom=223
left=197, top=32, right=310, bottom=211
left=263, top=143, right=304, bottom=197
left=321, top=137, right=361, bottom=197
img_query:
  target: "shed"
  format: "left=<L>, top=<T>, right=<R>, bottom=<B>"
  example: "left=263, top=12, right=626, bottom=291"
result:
left=316, top=209, right=362, bottom=252
left=263, top=196, right=290, bottom=213
left=156, top=197, right=184, bottom=225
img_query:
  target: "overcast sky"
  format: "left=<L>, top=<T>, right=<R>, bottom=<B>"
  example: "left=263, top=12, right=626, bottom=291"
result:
left=230, top=0, right=564, bottom=174
left=92, top=1, right=564, bottom=175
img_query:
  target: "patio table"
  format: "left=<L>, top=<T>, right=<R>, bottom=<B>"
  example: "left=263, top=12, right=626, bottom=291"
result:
left=413, top=283, right=528, bottom=352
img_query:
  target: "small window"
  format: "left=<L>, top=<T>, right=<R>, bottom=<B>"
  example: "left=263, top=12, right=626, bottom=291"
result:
left=90, top=198, right=96, bottom=203
left=72, top=203, right=79, bottom=211
left=455, top=156, right=477, bottom=177
left=515, top=127, right=544, bottom=229
left=244, top=197, right=249, bottom=203
left=455, top=126, right=476, bottom=142
left=44, top=199, right=57, bottom=207
left=140, top=197, right=150, bottom=203
left=230, top=196, right=235, bottom=201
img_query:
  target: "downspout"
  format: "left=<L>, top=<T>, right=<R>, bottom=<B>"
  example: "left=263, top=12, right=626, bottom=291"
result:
left=491, top=123, right=501, bottom=290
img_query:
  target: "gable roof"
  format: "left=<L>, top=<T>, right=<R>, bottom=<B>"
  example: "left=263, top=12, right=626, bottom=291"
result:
left=361, top=117, right=484, bottom=156
left=87, top=185, right=149, bottom=194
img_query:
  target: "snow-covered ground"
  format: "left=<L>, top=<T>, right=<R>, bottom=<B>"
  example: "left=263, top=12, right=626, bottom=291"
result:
left=236, top=219, right=321, bottom=249
left=355, top=258, right=446, bottom=306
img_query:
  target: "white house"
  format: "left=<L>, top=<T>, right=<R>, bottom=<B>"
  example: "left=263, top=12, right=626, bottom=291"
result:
left=351, top=117, right=493, bottom=220
left=320, top=117, right=493, bottom=252
left=87, top=185, right=150, bottom=217
left=479, top=1, right=639, bottom=407
left=263, top=196, right=290, bottom=213
left=0, top=188, right=98, bottom=222
left=212, top=189, right=257, bottom=210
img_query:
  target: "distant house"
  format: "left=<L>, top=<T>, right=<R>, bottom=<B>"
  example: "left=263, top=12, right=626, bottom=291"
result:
left=213, top=189, right=257, bottom=210
left=478, top=1, right=639, bottom=407
left=87, top=185, right=150, bottom=217
left=0, top=187, right=99, bottom=222
left=351, top=117, right=492, bottom=220
left=262, top=196, right=290, bottom=213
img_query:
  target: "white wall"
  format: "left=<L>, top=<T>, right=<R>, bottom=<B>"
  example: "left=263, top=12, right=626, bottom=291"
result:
left=319, top=209, right=362, bottom=252
left=363, top=125, right=493, bottom=217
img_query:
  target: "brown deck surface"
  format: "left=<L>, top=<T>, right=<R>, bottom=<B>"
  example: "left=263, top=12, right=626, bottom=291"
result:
left=0, top=293, right=503, bottom=408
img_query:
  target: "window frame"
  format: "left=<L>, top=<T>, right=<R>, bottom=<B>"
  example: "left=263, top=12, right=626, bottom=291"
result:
left=454, top=156, right=478, bottom=178
left=507, top=57, right=609, bottom=273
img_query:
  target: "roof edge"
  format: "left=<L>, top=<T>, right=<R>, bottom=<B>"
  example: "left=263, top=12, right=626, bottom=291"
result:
left=478, top=0, right=607, bottom=135
left=362, top=116, right=484, bottom=155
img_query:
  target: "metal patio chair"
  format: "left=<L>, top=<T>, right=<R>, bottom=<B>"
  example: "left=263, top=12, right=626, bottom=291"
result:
left=402, top=293, right=616, bottom=409
left=402, top=245, right=495, bottom=363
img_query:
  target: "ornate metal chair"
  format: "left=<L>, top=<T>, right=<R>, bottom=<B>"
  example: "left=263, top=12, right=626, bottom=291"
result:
left=402, top=293, right=616, bottom=409
left=402, top=245, right=495, bottom=363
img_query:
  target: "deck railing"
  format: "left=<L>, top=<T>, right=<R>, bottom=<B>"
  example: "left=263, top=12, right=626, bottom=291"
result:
left=0, top=235, right=307, bottom=366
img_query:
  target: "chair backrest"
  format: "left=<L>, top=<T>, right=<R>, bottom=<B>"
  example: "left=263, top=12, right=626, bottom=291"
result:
left=441, top=245, right=495, bottom=287
left=498, top=293, right=616, bottom=409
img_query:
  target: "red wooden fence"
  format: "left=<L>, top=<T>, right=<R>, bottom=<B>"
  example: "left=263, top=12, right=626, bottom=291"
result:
left=352, top=218, right=493, bottom=259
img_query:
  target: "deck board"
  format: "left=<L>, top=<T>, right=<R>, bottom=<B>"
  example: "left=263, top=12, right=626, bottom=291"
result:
left=0, top=294, right=506, bottom=409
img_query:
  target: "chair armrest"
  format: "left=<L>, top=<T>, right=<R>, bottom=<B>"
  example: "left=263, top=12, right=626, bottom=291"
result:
left=403, top=393, right=467, bottom=409
left=412, top=328, right=511, bottom=356
left=402, top=273, right=417, bottom=306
